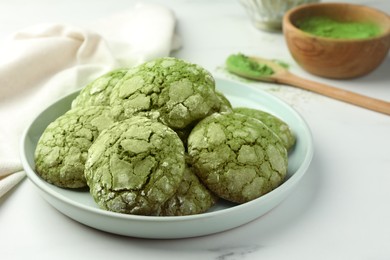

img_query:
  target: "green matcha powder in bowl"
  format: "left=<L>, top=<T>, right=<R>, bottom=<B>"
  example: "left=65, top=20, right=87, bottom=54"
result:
left=296, top=16, right=382, bottom=39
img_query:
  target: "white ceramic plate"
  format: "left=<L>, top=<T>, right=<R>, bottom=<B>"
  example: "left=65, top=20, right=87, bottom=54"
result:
left=20, top=78, right=313, bottom=239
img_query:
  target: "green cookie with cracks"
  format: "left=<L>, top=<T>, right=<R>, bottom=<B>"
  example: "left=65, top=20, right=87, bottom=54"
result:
left=234, top=107, right=295, bottom=151
left=158, top=163, right=218, bottom=216
left=35, top=106, right=118, bottom=188
left=188, top=112, right=288, bottom=204
left=109, top=57, right=222, bottom=129
left=72, top=68, right=128, bottom=108
left=85, top=116, right=186, bottom=216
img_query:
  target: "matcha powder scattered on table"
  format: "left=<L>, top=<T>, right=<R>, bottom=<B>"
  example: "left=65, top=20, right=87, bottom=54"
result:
left=226, top=53, right=274, bottom=78
left=296, top=16, right=382, bottom=39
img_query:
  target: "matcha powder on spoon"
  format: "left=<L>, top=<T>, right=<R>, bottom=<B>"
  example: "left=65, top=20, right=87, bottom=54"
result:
left=226, top=53, right=274, bottom=78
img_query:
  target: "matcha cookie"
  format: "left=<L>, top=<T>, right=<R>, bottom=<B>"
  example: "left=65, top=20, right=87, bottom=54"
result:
left=85, top=116, right=186, bottom=216
left=72, top=68, right=128, bottom=108
left=234, top=107, right=295, bottom=150
left=175, top=91, right=232, bottom=147
left=159, top=164, right=217, bottom=216
left=109, top=57, right=221, bottom=129
left=215, top=91, right=233, bottom=113
left=35, top=106, right=118, bottom=188
left=187, top=113, right=288, bottom=203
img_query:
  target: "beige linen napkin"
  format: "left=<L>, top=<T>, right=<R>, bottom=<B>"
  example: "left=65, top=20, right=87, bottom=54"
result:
left=0, top=2, right=180, bottom=198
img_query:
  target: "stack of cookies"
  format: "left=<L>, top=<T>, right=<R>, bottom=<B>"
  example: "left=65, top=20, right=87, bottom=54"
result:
left=34, top=57, right=295, bottom=216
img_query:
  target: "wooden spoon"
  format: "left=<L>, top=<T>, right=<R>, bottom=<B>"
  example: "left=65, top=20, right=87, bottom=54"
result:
left=226, top=55, right=390, bottom=116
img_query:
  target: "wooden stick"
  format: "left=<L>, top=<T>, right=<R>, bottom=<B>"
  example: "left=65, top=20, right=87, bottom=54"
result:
left=277, top=72, right=390, bottom=116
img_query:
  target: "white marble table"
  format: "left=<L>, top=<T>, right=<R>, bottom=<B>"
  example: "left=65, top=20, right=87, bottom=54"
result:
left=1, top=0, right=389, bottom=259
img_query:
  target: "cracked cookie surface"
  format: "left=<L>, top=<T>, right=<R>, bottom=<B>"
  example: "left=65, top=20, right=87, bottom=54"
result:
left=188, top=112, right=288, bottom=203
left=84, top=116, right=185, bottom=216
left=109, top=57, right=221, bottom=129
left=72, top=68, right=128, bottom=108
left=158, top=163, right=218, bottom=216
left=234, top=107, right=296, bottom=151
left=35, top=106, right=117, bottom=188
left=215, top=91, right=233, bottom=113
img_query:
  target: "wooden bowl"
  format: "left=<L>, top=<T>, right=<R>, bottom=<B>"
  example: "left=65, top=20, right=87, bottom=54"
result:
left=283, top=3, right=390, bottom=79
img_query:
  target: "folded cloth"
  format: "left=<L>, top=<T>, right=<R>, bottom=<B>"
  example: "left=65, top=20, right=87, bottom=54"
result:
left=0, top=2, right=180, bottom=198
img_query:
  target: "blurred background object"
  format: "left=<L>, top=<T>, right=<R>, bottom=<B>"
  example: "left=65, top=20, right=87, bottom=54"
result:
left=239, top=0, right=320, bottom=31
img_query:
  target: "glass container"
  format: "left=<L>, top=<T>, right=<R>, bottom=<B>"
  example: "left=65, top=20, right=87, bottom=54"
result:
left=239, top=0, right=320, bottom=31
